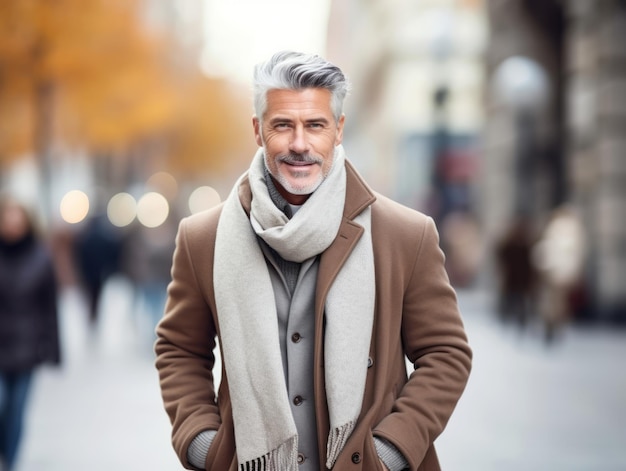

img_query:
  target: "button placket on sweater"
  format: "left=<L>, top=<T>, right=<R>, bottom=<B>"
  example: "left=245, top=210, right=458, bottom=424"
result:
left=263, top=246, right=320, bottom=471
left=285, top=258, right=318, bottom=470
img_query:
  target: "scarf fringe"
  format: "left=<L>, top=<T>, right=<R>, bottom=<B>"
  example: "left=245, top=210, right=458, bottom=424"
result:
left=239, top=435, right=298, bottom=471
left=325, top=420, right=357, bottom=469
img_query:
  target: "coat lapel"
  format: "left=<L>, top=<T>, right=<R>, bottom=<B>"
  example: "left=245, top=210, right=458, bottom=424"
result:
left=316, top=220, right=363, bottom=307
left=316, top=159, right=376, bottom=308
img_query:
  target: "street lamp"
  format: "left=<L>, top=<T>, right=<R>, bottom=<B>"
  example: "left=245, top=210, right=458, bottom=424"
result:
left=492, top=55, right=550, bottom=215
left=493, top=56, right=550, bottom=112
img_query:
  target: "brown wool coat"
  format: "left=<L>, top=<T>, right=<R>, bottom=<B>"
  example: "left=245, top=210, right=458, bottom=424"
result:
left=155, top=161, right=472, bottom=471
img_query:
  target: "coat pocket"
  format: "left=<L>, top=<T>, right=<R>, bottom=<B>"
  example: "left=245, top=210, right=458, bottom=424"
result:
left=204, top=401, right=237, bottom=471
left=365, top=431, right=386, bottom=471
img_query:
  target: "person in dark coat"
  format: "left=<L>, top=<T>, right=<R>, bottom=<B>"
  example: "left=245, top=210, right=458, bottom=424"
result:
left=495, top=215, right=538, bottom=327
left=73, top=212, right=122, bottom=324
left=0, top=195, right=61, bottom=471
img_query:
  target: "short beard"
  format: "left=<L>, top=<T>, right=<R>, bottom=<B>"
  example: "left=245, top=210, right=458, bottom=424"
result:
left=266, top=152, right=329, bottom=196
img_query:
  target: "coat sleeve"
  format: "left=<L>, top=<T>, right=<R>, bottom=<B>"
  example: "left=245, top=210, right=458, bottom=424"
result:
left=373, top=216, right=472, bottom=470
left=154, top=215, right=221, bottom=470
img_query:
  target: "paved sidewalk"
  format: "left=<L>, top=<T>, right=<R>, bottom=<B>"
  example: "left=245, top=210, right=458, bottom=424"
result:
left=14, top=281, right=626, bottom=471
left=16, top=277, right=184, bottom=471
left=436, top=290, right=626, bottom=471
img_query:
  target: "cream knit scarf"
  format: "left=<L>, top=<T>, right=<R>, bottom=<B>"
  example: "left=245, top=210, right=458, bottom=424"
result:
left=214, top=145, right=375, bottom=470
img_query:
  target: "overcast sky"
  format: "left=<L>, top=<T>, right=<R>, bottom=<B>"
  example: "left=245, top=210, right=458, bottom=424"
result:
left=202, top=0, right=331, bottom=85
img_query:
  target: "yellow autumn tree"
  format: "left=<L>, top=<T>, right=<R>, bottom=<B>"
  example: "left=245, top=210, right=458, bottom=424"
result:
left=0, top=0, right=177, bottom=190
left=1, top=0, right=260, bottom=220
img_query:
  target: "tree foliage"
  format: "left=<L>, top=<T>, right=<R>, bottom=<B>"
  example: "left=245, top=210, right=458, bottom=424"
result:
left=165, top=71, right=255, bottom=175
left=0, top=0, right=255, bottom=178
left=0, top=0, right=170, bottom=159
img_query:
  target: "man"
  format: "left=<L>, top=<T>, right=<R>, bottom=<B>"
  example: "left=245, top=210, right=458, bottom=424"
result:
left=155, top=51, right=472, bottom=471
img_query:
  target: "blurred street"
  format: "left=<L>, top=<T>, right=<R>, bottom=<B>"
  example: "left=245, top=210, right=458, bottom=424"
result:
left=13, top=281, right=626, bottom=471
left=437, top=290, right=626, bottom=471
left=15, top=277, right=181, bottom=471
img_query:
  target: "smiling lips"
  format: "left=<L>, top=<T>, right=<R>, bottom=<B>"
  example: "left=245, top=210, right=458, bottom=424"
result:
left=286, top=161, right=314, bottom=167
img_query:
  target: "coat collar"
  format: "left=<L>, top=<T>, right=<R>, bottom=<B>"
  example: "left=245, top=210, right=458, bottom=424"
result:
left=343, top=159, right=377, bottom=220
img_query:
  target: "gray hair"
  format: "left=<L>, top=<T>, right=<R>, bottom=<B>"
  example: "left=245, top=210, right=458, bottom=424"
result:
left=253, top=51, right=350, bottom=123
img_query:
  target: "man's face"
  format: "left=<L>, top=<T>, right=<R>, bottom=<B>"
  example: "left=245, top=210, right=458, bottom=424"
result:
left=253, top=88, right=345, bottom=204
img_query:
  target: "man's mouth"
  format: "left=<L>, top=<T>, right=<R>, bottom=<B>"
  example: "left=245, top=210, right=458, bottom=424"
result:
left=279, top=153, right=322, bottom=167
left=285, top=160, right=314, bottom=167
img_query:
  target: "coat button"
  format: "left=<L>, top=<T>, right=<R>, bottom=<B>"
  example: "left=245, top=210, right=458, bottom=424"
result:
left=291, top=332, right=302, bottom=343
left=293, top=395, right=303, bottom=406
left=367, top=357, right=374, bottom=368
left=297, top=453, right=305, bottom=464
left=351, top=452, right=361, bottom=464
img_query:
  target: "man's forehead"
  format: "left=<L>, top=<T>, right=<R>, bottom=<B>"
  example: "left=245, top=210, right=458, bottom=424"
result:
left=264, top=88, right=333, bottom=114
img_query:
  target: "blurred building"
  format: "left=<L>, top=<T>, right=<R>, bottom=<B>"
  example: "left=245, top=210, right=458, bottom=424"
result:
left=326, top=0, right=625, bottom=322
left=325, top=0, right=488, bottom=286
left=483, top=0, right=626, bottom=322
left=326, top=0, right=487, bottom=214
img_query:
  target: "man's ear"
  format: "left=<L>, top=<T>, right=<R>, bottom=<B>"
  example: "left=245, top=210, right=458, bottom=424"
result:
left=335, top=114, right=345, bottom=145
left=252, top=116, right=263, bottom=147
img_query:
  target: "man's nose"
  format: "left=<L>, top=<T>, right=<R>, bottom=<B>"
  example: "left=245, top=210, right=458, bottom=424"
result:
left=289, top=127, right=310, bottom=153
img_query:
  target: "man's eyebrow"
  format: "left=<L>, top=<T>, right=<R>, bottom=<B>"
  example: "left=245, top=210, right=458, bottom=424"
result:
left=305, top=117, right=330, bottom=124
left=268, top=116, right=331, bottom=125
left=268, top=116, right=293, bottom=124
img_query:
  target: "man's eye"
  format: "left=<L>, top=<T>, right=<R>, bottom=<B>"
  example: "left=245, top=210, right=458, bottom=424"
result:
left=308, top=122, right=324, bottom=129
left=275, top=123, right=291, bottom=129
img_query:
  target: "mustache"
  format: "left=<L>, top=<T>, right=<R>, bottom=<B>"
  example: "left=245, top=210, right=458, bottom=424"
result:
left=277, top=153, right=323, bottom=165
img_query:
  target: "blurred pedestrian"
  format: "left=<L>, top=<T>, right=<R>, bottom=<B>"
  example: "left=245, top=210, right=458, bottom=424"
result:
left=0, top=195, right=61, bottom=471
left=155, top=51, right=471, bottom=471
left=495, top=215, right=538, bottom=328
left=73, top=212, right=123, bottom=325
left=532, top=204, right=587, bottom=343
left=441, top=210, right=483, bottom=287
left=121, top=219, right=175, bottom=347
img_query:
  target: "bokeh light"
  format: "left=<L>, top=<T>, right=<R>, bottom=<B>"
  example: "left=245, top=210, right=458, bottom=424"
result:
left=136, top=192, right=169, bottom=228
left=188, top=186, right=221, bottom=214
left=107, top=192, right=137, bottom=227
left=59, top=190, right=90, bottom=224
left=146, top=171, right=178, bottom=200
